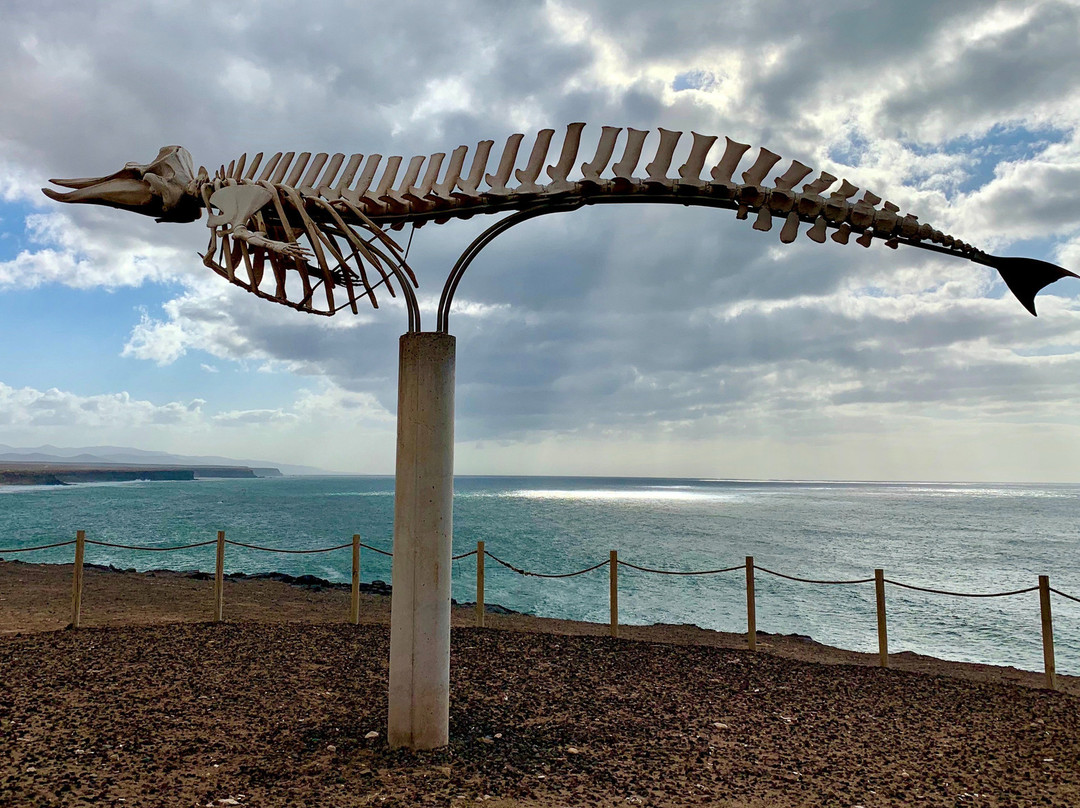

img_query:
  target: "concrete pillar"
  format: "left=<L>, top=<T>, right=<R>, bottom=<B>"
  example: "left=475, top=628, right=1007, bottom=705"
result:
left=388, top=332, right=456, bottom=749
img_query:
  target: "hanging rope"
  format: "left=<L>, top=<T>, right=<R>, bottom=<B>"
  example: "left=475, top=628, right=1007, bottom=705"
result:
left=85, top=538, right=219, bottom=552
left=755, top=565, right=874, bottom=585
left=0, top=539, right=77, bottom=553
left=484, top=551, right=608, bottom=579
left=618, top=560, right=743, bottom=576
left=1050, top=587, right=1080, bottom=604
left=224, top=539, right=352, bottom=554
left=884, top=578, right=1039, bottom=598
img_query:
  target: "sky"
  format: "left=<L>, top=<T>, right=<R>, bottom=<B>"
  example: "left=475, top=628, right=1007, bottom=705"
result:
left=1, top=0, right=1080, bottom=481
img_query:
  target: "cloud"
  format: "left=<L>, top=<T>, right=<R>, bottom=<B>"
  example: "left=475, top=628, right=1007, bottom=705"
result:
left=0, top=212, right=196, bottom=290
left=0, top=383, right=204, bottom=429
left=1, top=0, right=1079, bottom=478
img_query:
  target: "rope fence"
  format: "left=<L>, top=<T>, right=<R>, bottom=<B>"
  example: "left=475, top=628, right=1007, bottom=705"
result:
left=2, top=531, right=1077, bottom=690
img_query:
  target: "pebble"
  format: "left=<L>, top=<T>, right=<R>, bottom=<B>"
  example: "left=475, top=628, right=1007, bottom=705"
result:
left=566, top=746, right=580, bottom=754
left=326, top=744, right=336, bottom=752
left=365, top=731, right=379, bottom=739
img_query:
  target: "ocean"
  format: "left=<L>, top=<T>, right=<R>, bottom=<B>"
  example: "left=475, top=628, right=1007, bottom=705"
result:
left=1, top=475, right=1078, bottom=674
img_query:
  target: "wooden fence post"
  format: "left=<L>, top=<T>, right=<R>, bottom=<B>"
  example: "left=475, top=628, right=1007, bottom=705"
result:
left=745, top=556, right=756, bottom=651
left=476, top=541, right=485, bottom=627
left=351, top=534, right=361, bottom=625
left=875, top=568, right=889, bottom=668
left=1039, top=575, right=1057, bottom=691
left=214, top=530, right=225, bottom=623
left=609, top=550, right=618, bottom=638
left=71, top=530, right=85, bottom=629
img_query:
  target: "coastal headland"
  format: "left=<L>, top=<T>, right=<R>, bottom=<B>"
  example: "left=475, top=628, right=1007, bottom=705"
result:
left=1, top=560, right=1078, bottom=806
left=0, top=462, right=282, bottom=486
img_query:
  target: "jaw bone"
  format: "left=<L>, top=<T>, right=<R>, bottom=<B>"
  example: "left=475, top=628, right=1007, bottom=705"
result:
left=43, top=145, right=203, bottom=223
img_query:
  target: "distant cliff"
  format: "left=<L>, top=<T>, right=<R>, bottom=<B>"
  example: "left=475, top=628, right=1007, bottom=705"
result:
left=0, top=463, right=281, bottom=486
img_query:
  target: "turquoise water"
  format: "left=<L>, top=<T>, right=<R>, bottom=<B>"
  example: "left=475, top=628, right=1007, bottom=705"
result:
left=1, top=475, right=1078, bottom=674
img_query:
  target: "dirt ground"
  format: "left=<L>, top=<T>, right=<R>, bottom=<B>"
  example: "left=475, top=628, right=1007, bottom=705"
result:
left=1, top=560, right=1078, bottom=807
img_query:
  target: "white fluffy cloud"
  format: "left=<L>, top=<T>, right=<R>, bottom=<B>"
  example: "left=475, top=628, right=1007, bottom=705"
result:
left=0, top=383, right=204, bottom=429
left=0, top=212, right=194, bottom=290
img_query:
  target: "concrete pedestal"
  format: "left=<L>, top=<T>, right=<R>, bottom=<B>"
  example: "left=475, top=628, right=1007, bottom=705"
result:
left=388, top=332, right=456, bottom=749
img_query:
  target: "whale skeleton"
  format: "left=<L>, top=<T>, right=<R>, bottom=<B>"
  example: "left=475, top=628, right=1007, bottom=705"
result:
left=44, top=124, right=1077, bottom=325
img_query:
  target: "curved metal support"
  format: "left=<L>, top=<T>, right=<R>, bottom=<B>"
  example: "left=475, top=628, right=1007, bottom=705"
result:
left=436, top=200, right=585, bottom=333
left=395, top=257, right=422, bottom=333
left=434, top=192, right=1077, bottom=331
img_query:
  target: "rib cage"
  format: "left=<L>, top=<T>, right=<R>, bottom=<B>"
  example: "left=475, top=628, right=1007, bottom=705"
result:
left=204, top=124, right=988, bottom=316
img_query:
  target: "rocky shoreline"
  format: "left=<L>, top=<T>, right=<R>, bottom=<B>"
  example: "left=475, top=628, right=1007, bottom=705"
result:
left=0, top=462, right=279, bottom=486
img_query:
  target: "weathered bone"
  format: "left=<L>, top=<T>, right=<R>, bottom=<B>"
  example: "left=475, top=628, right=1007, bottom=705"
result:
left=285, top=153, right=312, bottom=188
left=773, top=161, right=812, bottom=191
left=779, top=212, right=800, bottom=243
left=767, top=189, right=795, bottom=214
left=611, top=128, right=649, bottom=186
left=753, top=207, right=773, bottom=232
left=581, top=126, right=622, bottom=183
left=545, top=122, right=586, bottom=193
left=454, top=140, right=494, bottom=199
left=741, top=148, right=781, bottom=187
left=710, top=137, right=751, bottom=184
left=244, top=153, right=264, bottom=181
left=332, top=154, right=364, bottom=196
left=368, top=155, right=402, bottom=207
left=300, top=154, right=329, bottom=190
left=678, top=132, right=718, bottom=187
left=831, top=179, right=859, bottom=200
left=645, top=128, right=683, bottom=185
left=514, top=129, right=554, bottom=194
left=313, top=153, right=345, bottom=196
left=341, top=155, right=381, bottom=205
left=257, top=153, right=282, bottom=182
left=382, top=155, right=425, bottom=208
left=802, top=172, right=837, bottom=194
left=270, top=152, right=294, bottom=184
left=486, top=133, right=525, bottom=195
left=431, top=146, right=467, bottom=202
left=406, top=153, right=445, bottom=203
left=807, top=217, right=828, bottom=242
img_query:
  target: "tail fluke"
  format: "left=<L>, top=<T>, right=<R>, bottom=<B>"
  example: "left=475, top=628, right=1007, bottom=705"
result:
left=981, top=255, right=1079, bottom=316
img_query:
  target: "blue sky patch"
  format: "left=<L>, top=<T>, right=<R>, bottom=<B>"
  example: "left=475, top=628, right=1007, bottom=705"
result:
left=672, top=70, right=719, bottom=92
left=905, top=124, right=1070, bottom=196
left=0, top=200, right=39, bottom=261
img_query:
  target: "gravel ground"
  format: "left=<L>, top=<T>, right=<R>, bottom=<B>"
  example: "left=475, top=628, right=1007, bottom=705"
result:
left=2, top=561, right=1079, bottom=807
left=2, top=620, right=1078, bottom=807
